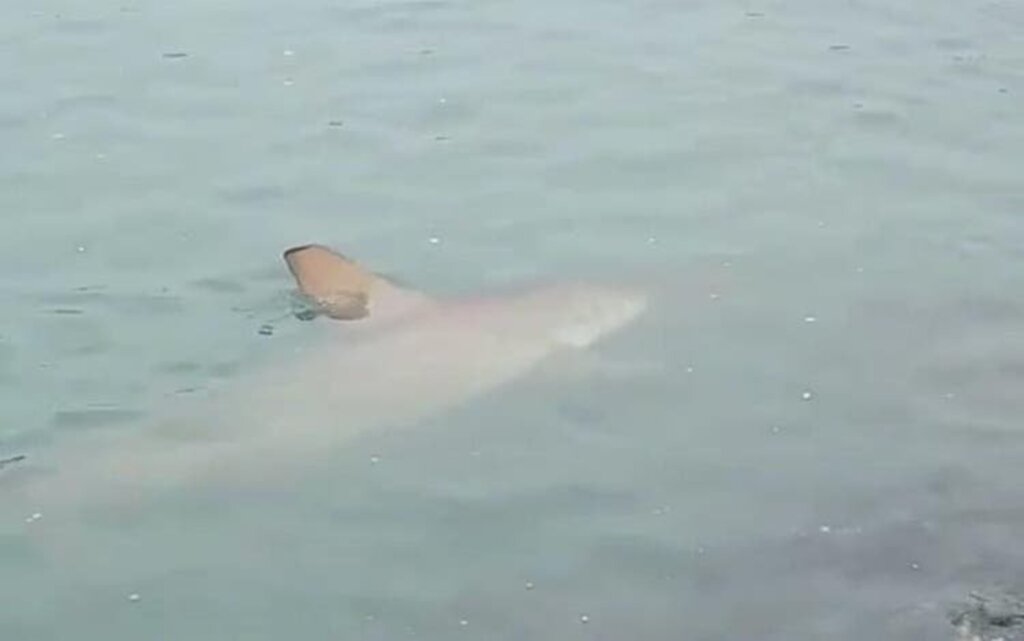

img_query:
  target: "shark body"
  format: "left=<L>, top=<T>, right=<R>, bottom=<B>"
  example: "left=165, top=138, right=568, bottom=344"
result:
left=2, top=245, right=648, bottom=523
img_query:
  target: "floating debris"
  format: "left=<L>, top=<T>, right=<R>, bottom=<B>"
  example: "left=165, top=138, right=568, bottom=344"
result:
left=801, top=390, right=814, bottom=401
left=0, top=454, right=26, bottom=469
left=950, top=590, right=1024, bottom=641
left=258, top=324, right=274, bottom=336
left=128, top=593, right=141, bottom=603
left=829, top=44, right=851, bottom=51
left=162, top=52, right=188, bottom=59
left=328, top=120, right=344, bottom=127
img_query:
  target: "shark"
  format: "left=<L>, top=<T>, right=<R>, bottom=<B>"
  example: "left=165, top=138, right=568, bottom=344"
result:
left=1, top=244, right=649, bottom=525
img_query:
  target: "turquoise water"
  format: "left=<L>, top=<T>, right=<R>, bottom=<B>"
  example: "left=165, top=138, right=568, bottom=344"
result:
left=2, top=0, right=1023, bottom=638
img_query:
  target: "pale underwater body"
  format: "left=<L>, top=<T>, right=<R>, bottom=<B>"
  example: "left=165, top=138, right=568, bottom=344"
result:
left=0, top=249, right=649, bottom=535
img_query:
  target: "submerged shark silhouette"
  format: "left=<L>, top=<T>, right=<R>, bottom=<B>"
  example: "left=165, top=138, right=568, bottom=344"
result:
left=2, top=244, right=648, bottom=522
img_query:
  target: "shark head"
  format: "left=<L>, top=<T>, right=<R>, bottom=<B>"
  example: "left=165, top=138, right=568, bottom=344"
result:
left=523, top=282, right=649, bottom=349
left=439, top=281, right=648, bottom=351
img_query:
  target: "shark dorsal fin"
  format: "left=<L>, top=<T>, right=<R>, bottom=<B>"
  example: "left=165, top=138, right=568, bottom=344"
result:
left=283, top=244, right=429, bottom=322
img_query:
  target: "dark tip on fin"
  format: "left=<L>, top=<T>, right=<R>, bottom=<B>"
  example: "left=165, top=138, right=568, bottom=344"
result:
left=282, top=244, right=319, bottom=260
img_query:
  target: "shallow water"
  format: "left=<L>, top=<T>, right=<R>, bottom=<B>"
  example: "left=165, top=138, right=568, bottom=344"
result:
left=2, top=0, right=1023, bottom=638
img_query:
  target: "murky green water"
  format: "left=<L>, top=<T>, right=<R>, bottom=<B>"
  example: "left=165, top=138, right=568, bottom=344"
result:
left=2, top=0, right=1022, bottom=639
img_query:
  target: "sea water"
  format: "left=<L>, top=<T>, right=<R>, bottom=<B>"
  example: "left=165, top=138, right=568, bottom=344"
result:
left=1, top=0, right=1022, bottom=638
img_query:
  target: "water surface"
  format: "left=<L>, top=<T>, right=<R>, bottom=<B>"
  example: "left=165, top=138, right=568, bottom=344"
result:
left=1, top=0, right=1022, bottom=639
